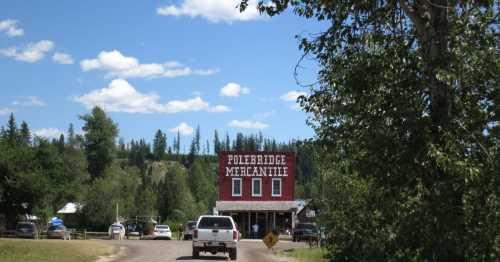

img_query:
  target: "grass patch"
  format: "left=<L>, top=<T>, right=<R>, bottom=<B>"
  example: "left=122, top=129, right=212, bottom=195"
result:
left=0, top=239, right=116, bottom=262
left=279, top=247, right=328, bottom=262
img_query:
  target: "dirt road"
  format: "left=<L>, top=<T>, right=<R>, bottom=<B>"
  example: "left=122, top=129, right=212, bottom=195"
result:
left=105, top=239, right=306, bottom=262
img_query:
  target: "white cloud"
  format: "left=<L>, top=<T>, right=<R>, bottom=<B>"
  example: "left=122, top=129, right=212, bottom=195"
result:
left=0, top=19, right=24, bottom=37
left=33, top=128, right=64, bottom=139
left=74, top=79, right=230, bottom=114
left=12, top=96, right=46, bottom=107
left=229, top=120, right=268, bottom=129
left=52, top=52, right=74, bottom=64
left=157, top=0, right=264, bottom=23
left=80, top=50, right=217, bottom=79
left=0, top=108, right=15, bottom=116
left=220, top=82, right=250, bottom=97
left=169, top=122, right=194, bottom=136
left=280, top=90, right=307, bottom=102
left=0, top=40, right=54, bottom=63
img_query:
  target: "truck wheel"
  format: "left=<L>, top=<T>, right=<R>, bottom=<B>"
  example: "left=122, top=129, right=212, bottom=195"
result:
left=192, top=247, right=199, bottom=258
left=229, top=248, right=237, bottom=260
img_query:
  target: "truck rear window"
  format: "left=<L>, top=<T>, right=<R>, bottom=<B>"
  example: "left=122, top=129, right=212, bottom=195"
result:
left=198, top=217, right=233, bottom=230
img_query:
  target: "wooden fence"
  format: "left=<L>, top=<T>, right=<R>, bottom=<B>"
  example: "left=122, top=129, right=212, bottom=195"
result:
left=0, top=230, right=109, bottom=240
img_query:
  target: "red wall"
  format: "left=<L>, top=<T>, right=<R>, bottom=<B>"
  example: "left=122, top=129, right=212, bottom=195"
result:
left=218, top=151, right=295, bottom=201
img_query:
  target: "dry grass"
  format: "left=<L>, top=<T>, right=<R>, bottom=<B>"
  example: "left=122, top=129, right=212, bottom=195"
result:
left=0, top=239, right=116, bottom=262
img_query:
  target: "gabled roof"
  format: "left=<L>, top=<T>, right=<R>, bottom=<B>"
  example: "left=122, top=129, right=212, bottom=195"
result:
left=57, top=202, right=83, bottom=214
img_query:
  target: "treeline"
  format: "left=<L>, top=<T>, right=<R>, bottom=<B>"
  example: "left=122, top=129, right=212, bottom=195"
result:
left=0, top=107, right=318, bottom=231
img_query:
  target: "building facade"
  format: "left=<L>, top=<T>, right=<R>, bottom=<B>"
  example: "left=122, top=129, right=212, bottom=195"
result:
left=215, top=151, right=297, bottom=238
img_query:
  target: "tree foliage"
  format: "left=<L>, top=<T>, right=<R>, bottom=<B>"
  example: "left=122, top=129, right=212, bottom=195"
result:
left=240, top=0, right=499, bottom=260
left=80, top=107, right=118, bottom=180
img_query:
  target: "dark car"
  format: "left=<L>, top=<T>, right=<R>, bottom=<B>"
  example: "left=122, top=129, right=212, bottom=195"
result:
left=292, top=223, right=318, bottom=242
left=16, top=222, right=38, bottom=239
left=47, top=224, right=70, bottom=240
left=126, top=224, right=143, bottom=239
left=183, top=221, right=197, bottom=240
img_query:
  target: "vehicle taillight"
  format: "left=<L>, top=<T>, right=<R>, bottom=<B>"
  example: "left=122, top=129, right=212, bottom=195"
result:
left=193, top=229, right=198, bottom=239
left=233, top=230, right=238, bottom=241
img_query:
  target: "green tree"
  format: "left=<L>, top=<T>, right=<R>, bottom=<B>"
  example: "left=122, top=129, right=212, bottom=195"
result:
left=214, top=130, right=221, bottom=155
left=82, top=165, right=140, bottom=229
left=6, top=113, right=18, bottom=146
left=19, top=121, right=31, bottom=146
left=157, top=163, right=198, bottom=222
left=241, top=0, right=499, bottom=260
left=80, top=107, right=118, bottom=180
left=153, top=129, right=167, bottom=161
left=188, top=159, right=216, bottom=210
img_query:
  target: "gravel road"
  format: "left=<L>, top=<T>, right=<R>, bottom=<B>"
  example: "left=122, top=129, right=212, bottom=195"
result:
left=105, top=239, right=307, bottom=262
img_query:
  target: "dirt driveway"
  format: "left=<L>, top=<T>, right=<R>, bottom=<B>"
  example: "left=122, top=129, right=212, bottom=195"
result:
left=105, top=239, right=306, bottom=262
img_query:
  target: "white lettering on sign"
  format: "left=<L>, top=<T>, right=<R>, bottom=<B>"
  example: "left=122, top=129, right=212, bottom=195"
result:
left=225, top=154, right=289, bottom=177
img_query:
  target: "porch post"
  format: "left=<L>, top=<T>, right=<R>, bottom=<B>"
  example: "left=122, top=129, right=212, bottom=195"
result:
left=273, top=212, right=276, bottom=231
left=265, top=212, right=268, bottom=234
left=248, top=212, right=251, bottom=238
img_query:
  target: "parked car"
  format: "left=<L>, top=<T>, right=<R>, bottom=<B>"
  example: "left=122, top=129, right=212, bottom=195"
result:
left=292, top=223, right=318, bottom=242
left=108, top=223, right=126, bottom=240
left=192, top=215, right=238, bottom=260
left=152, top=224, right=172, bottom=240
left=183, top=221, right=197, bottom=240
left=47, top=224, right=71, bottom=240
left=126, top=223, right=143, bottom=239
left=16, top=222, right=38, bottom=239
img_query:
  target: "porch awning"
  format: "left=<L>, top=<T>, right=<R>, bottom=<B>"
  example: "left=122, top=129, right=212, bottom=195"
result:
left=216, top=201, right=298, bottom=212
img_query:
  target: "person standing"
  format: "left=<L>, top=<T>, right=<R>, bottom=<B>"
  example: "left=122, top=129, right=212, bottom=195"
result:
left=252, top=223, right=259, bottom=239
left=178, top=223, right=183, bottom=240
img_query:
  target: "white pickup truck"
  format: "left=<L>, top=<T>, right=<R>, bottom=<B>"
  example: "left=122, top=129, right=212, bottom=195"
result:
left=192, top=215, right=239, bottom=260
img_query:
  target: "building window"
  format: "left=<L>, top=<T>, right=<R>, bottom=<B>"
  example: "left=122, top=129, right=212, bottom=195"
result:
left=252, top=178, right=262, bottom=197
left=272, top=178, right=282, bottom=197
left=232, top=178, right=242, bottom=197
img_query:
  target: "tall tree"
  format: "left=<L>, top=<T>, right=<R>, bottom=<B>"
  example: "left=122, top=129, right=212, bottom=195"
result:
left=19, top=121, right=31, bottom=146
left=153, top=129, right=167, bottom=161
left=175, top=131, right=181, bottom=155
left=241, top=0, right=499, bottom=260
left=6, top=113, right=18, bottom=146
left=194, top=125, right=201, bottom=154
left=214, top=130, right=221, bottom=155
left=80, top=107, right=118, bottom=180
left=67, top=123, right=76, bottom=147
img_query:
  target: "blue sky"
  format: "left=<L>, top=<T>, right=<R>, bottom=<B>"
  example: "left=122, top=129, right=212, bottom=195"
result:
left=0, top=0, right=322, bottom=151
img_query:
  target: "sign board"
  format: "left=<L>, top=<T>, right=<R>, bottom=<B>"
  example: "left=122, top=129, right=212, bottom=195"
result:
left=218, top=151, right=296, bottom=201
left=262, top=232, right=279, bottom=249
left=222, top=152, right=291, bottom=177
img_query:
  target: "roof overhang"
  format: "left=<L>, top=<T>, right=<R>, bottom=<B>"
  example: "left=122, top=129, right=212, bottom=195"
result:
left=216, top=201, right=298, bottom=212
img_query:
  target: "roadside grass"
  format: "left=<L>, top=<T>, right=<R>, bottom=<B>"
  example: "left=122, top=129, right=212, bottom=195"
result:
left=278, top=248, right=328, bottom=262
left=0, top=239, right=116, bottom=262
left=278, top=247, right=328, bottom=262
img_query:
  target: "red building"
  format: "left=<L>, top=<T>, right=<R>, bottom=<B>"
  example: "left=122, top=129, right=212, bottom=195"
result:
left=215, top=151, right=298, bottom=238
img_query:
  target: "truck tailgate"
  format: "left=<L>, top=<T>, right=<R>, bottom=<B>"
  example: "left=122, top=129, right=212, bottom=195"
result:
left=199, top=229, right=233, bottom=242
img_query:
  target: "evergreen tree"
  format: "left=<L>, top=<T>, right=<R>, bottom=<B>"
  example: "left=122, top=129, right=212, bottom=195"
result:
left=67, top=123, right=76, bottom=146
left=194, top=125, right=201, bottom=154
left=153, top=129, right=167, bottom=161
left=57, top=134, right=65, bottom=153
left=6, top=113, right=18, bottom=146
left=19, top=121, right=31, bottom=145
left=80, top=106, right=118, bottom=180
left=175, top=131, right=181, bottom=155
left=225, top=133, right=230, bottom=151
left=214, top=130, right=221, bottom=155
left=235, top=133, right=244, bottom=151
